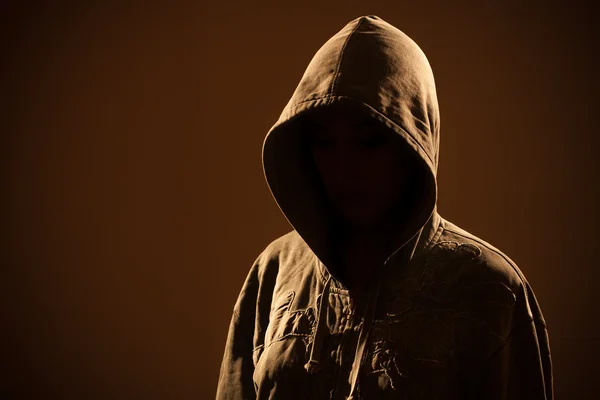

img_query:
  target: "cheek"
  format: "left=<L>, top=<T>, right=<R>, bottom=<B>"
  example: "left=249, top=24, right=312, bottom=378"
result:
left=311, top=154, right=342, bottom=197
left=312, top=153, right=336, bottom=182
left=361, top=150, right=403, bottom=180
left=311, top=147, right=413, bottom=195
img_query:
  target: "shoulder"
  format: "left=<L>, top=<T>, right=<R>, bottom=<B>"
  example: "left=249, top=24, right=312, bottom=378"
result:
left=434, top=217, right=529, bottom=296
left=262, top=229, right=309, bottom=256
left=258, top=229, right=312, bottom=264
left=251, top=229, right=315, bottom=278
left=234, top=230, right=310, bottom=307
left=424, top=217, right=544, bottom=345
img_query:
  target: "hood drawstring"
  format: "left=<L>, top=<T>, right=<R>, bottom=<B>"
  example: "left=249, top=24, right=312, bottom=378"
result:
left=305, top=275, right=333, bottom=374
left=303, top=227, right=424, bottom=398
left=346, top=227, right=424, bottom=400
left=346, top=277, right=380, bottom=400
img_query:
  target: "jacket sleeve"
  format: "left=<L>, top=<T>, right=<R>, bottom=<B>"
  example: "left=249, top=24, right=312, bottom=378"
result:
left=215, top=251, right=277, bottom=400
left=480, top=280, right=554, bottom=400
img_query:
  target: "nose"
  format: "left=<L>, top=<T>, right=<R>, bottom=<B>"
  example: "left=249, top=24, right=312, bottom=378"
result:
left=331, top=144, right=363, bottom=185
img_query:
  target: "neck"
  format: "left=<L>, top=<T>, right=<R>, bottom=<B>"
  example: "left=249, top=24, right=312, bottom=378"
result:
left=335, top=222, right=392, bottom=262
left=341, top=209, right=404, bottom=240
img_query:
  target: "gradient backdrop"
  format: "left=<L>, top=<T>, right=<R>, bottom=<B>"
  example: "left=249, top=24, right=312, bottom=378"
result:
left=2, top=1, right=598, bottom=399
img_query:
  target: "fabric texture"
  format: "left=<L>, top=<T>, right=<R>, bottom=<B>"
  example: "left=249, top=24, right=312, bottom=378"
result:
left=216, top=15, right=553, bottom=400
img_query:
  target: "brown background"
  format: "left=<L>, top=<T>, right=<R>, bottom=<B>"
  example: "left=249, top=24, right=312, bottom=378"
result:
left=2, top=1, right=598, bottom=399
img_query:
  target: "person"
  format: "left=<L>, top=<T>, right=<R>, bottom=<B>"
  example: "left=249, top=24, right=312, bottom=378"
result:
left=215, top=15, right=553, bottom=400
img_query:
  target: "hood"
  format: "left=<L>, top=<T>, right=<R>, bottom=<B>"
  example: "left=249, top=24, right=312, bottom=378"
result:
left=262, top=15, right=441, bottom=273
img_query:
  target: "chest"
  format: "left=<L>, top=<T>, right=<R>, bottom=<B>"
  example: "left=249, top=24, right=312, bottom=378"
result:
left=253, top=277, right=463, bottom=400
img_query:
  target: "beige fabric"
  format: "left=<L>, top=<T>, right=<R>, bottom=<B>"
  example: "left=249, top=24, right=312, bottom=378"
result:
left=216, top=15, right=553, bottom=400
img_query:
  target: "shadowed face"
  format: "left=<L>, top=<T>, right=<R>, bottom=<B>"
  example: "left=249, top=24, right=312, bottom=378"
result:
left=307, top=107, right=418, bottom=230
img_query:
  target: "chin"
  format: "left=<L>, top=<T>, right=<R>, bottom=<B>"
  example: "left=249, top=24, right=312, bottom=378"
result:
left=339, top=211, right=382, bottom=228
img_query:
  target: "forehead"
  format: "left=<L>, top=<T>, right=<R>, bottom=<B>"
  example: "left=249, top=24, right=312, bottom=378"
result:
left=305, top=106, right=380, bottom=134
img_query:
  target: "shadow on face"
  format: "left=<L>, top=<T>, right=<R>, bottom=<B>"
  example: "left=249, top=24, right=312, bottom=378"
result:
left=301, top=105, right=420, bottom=231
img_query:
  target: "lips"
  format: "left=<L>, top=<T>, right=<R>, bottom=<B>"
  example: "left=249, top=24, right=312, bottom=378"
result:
left=337, top=190, right=367, bottom=204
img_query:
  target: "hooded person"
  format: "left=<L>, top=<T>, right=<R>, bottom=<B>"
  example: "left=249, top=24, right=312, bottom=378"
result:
left=215, top=15, right=553, bottom=400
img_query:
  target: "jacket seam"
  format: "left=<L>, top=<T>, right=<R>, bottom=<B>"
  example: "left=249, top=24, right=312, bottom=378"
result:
left=329, top=17, right=364, bottom=97
left=315, top=255, right=329, bottom=284
left=264, top=333, right=311, bottom=350
left=253, top=344, right=264, bottom=353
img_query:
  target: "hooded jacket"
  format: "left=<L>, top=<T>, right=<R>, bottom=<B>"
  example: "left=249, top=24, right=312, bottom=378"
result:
left=216, top=15, right=553, bottom=400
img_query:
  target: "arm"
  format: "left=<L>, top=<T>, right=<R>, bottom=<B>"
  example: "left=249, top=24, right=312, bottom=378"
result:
left=215, top=250, right=279, bottom=400
left=480, top=282, right=554, bottom=400
left=215, top=310, right=257, bottom=400
left=215, top=260, right=261, bottom=400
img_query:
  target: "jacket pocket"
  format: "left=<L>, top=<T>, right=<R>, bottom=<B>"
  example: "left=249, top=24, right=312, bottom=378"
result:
left=265, top=290, right=317, bottom=348
left=253, top=291, right=316, bottom=396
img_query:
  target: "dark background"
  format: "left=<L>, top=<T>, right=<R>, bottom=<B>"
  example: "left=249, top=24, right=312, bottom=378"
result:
left=2, top=1, right=598, bottom=399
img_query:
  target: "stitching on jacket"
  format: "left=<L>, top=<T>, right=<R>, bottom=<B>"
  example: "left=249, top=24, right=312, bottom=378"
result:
left=368, top=340, right=406, bottom=390
left=315, top=255, right=330, bottom=284
left=265, top=333, right=313, bottom=350
left=264, top=289, right=316, bottom=350
left=253, top=344, right=264, bottom=353
left=264, top=290, right=295, bottom=343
